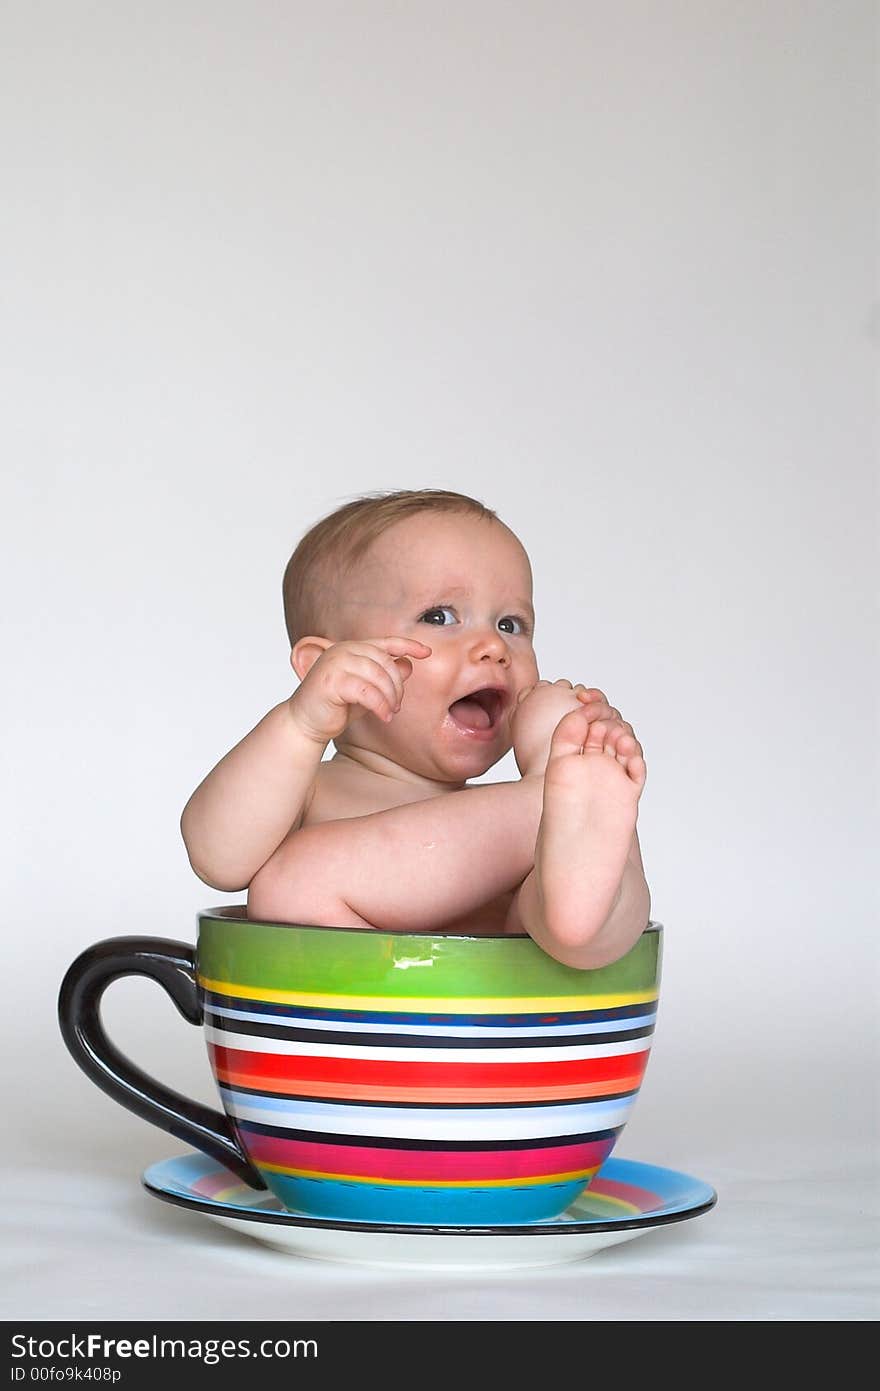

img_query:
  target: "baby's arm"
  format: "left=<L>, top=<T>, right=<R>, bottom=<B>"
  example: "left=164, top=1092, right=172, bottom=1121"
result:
left=180, top=701, right=326, bottom=891
left=180, top=636, right=431, bottom=891
left=247, top=777, right=545, bottom=931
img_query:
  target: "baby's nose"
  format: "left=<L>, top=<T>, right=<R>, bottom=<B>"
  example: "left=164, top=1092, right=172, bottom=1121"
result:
left=470, top=629, right=510, bottom=663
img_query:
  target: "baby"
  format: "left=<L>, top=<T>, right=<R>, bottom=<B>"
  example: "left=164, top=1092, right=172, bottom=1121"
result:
left=180, top=489, right=650, bottom=969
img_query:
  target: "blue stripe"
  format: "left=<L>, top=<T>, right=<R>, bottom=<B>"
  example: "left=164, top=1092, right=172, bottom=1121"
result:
left=206, top=1001, right=657, bottom=1038
left=218, top=1087, right=635, bottom=1129
left=202, top=989, right=657, bottom=1029
left=262, top=1173, right=593, bottom=1225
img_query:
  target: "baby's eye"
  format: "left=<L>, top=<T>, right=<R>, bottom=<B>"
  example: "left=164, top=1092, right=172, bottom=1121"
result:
left=419, top=606, right=458, bottom=626
left=498, top=615, right=528, bottom=635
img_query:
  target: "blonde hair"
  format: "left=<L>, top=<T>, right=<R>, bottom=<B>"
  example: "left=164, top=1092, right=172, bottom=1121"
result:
left=282, top=489, right=499, bottom=647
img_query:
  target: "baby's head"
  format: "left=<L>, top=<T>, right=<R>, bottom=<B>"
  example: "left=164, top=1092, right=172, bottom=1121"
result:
left=282, top=489, right=540, bottom=784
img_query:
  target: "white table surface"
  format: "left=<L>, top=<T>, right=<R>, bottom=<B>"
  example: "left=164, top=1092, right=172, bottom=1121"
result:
left=5, top=1128, right=875, bottom=1323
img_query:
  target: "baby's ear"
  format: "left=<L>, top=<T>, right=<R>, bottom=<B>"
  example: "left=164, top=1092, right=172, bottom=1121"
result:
left=290, top=635, right=333, bottom=682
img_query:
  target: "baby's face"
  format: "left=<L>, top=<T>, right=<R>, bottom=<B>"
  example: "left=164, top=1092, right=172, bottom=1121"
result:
left=332, top=512, right=540, bottom=783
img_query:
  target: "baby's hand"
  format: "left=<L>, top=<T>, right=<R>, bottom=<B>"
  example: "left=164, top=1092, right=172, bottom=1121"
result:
left=288, top=638, right=432, bottom=744
left=512, top=680, right=641, bottom=777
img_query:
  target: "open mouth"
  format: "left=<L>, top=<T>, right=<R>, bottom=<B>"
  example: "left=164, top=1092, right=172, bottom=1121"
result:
left=447, top=687, right=506, bottom=734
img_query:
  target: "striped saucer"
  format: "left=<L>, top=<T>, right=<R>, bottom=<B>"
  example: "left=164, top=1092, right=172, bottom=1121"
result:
left=143, top=1151, right=716, bottom=1270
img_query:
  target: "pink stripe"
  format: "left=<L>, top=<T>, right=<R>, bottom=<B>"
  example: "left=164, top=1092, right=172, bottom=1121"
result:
left=191, top=1171, right=249, bottom=1200
left=246, top=1132, right=617, bottom=1181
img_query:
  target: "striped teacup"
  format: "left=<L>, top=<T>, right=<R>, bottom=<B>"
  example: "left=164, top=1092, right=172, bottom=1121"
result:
left=59, top=908, right=662, bottom=1226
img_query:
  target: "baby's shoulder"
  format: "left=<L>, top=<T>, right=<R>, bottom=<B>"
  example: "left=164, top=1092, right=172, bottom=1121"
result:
left=297, top=760, right=350, bottom=829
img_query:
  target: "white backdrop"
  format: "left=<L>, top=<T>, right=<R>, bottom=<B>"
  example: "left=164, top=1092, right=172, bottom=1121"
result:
left=2, top=1, right=876, bottom=1321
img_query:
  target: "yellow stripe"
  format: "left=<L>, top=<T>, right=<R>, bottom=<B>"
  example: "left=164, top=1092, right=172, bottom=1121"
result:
left=257, top=1161, right=602, bottom=1189
left=213, top=1185, right=254, bottom=1203
left=199, top=977, right=658, bottom=1014
left=580, top=1191, right=642, bottom=1216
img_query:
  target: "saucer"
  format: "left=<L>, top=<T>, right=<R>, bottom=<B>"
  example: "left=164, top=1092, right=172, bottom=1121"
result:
left=142, top=1152, right=716, bottom=1270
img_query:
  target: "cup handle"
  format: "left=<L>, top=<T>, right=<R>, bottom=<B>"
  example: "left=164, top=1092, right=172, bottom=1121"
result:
left=58, top=936, right=266, bottom=1190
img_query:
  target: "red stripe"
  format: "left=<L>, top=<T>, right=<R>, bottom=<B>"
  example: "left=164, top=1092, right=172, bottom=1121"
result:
left=214, top=1072, right=643, bottom=1103
left=243, top=1132, right=617, bottom=1182
left=209, top=1044, right=648, bottom=1090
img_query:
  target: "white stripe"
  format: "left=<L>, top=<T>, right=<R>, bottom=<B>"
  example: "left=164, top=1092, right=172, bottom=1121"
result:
left=206, top=1004, right=655, bottom=1039
left=218, top=1090, right=636, bottom=1140
left=205, top=1025, right=651, bottom=1063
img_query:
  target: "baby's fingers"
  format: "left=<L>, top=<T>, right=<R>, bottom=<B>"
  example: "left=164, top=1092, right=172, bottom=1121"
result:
left=361, top=638, right=432, bottom=704
left=371, top=637, right=433, bottom=662
left=339, top=676, right=396, bottom=724
left=376, top=637, right=433, bottom=693
left=339, top=659, right=403, bottom=723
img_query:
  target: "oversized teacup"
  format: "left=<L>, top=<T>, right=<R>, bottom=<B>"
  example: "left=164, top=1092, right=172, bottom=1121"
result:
left=58, top=909, right=662, bottom=1226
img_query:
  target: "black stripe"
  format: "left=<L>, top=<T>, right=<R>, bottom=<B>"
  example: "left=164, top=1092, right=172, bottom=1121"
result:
left=217, top=1082, right=642, bottom=1109
left=205, top=1014, right=654, bottom=1049
left=235, top=1120, right=622, bottom=1151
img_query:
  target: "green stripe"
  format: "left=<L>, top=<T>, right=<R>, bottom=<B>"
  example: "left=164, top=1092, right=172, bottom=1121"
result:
left=196, top=911, right=662, bottom=1000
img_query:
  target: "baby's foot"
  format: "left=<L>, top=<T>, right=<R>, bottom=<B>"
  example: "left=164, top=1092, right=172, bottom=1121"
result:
left=511, top=679, right=589, bottom=777
left=534, top=709, right=646, bottom=955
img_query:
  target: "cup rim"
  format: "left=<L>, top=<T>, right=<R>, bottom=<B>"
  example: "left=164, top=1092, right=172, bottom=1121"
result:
left=197, top=904, right=663, bottom=943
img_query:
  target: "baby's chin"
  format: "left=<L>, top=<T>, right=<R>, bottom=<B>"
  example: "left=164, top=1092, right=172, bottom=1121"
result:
left=432, top=734, right=514, bottom=783
left=345, top=716, right=513, bottom=784
left=398, top=739, right=512, bottom=785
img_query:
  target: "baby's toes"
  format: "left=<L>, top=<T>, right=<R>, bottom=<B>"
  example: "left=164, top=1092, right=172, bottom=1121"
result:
left=625, top=753, right=647, bottom=792
left=583, top=719, right=610, bottom=755
left=548, top=707, right=590, bottom=759
left=613, top=731, right=637, bottom=763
